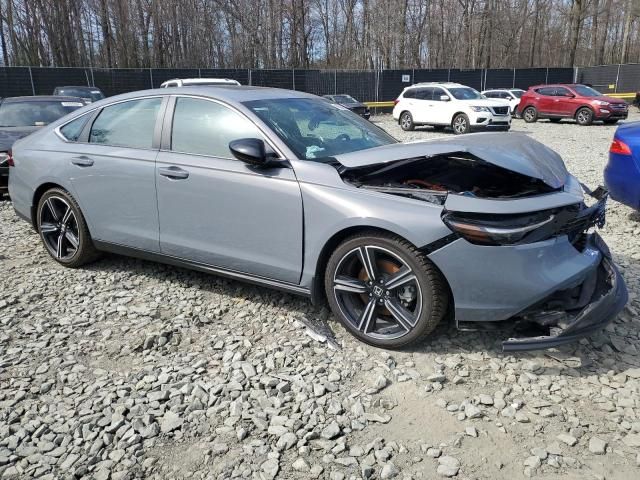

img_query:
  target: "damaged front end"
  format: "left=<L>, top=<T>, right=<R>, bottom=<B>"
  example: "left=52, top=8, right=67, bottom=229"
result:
left=333, top=134, right=628, bottom=352
left=502, top=233, right=627, bottom=351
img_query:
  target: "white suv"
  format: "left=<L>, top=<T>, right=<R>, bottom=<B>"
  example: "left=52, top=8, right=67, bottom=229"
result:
left=481, top=88, right=525, bottom=115
left=393, top=82, right=511, bottom=134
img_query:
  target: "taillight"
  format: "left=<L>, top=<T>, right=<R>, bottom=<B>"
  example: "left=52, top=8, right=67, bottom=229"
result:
left=610, top=138, right=631, bottom=156
left=393, top=99, right=400, bottom=105
left=7, top=149, right=13, bottom=166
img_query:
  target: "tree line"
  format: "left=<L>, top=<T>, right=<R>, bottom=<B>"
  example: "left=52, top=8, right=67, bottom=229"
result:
left=0, top=0, right=639, bottom=70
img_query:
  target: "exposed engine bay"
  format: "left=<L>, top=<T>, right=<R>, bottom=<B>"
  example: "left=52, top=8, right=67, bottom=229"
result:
left=343, top=152, right=559, bottom=204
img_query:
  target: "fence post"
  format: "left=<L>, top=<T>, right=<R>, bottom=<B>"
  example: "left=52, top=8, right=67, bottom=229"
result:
left=412, top=68, right=415, bottom=84
left=28, top=67, right=35, bottom=95
left=84, top=69, right=90, bottom=87
left=447, top=69, right=451, bottom=82
left=614, top=64, right=621, bottom=92
left=512, top=68, right=516, bottom=88
left=545, top=67, right=549, bottom=84
left=90, top=67, right=95, bottom=87
left=198, top=68, right=201, bottom=78
left=292, top=69, right=295, bottom=90
left=149, top=68, right=154, bottom=88
left=248, top=69, right=252, bottom=86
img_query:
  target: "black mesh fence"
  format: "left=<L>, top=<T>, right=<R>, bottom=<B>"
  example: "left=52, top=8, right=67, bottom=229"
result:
left=11, top=65, right=640, bottom=103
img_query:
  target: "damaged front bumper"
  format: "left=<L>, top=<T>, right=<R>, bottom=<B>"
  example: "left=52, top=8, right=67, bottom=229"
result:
left=502, top=233, right=628, bottom=352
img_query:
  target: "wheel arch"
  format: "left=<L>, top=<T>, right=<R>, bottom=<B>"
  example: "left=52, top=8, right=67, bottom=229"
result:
left=31, top=182, right=66, bottom=229
left=398, top=110, right=411, bottom=124
left=573, top=104, right=595, bottom=117
left=310, top=225, right=453, bottom=312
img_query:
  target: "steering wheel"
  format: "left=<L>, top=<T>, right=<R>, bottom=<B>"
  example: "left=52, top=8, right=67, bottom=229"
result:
left=336, top=133, right=351, bottom=142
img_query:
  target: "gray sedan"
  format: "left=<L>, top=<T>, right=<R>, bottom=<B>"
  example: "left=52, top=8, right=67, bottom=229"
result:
left=8, top=86, right=627, bottom=350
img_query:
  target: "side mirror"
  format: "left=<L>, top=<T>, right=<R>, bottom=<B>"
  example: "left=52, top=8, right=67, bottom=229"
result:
left=440, top=95, right=450, bottom=102
left=229, top=138, right=285, bottom=168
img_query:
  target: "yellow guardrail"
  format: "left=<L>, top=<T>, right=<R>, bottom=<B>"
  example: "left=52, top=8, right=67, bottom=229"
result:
left=364, top=101, right=395, bottom=108
left=607, top=92, right=636, bottom=99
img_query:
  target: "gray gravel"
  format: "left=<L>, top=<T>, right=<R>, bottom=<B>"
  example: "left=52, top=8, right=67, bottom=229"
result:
left=1, top=113, right=640, bottom=479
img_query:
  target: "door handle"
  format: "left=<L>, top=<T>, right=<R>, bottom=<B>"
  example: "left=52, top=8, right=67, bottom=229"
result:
left=71, top=155, right=94, bottom=167
left=158, top=166, right=189, bottom=179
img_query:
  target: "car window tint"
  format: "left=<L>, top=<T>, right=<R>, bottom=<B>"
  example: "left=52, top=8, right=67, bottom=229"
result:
left=89, top=98, right=162, bottom=148
left=432, top=87, right=445, bottom=101
left=0, top=100, right=83, bottom=127
left=60, top=114, right=89, bottom=141
left=554, top=87, right=571, bottom=97
left=536, top=87, right=555, bottom=96
left=415, top=87, right=433, bottom=100
left=484, top=92, right=496, bottom=98
left=171, top=97, right=262, bottom=158
left=403, top=89, right=416, bottom=99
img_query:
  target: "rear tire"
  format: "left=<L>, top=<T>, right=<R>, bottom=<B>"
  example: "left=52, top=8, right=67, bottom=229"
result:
left=324, top=232, right=448, bottom=349
left=452, top=113, right=470, bottom=134
left=522, top=106, right=538, bottom=123
left=37, top=188, right=100, bottom=268
left=400, top=112, right=414, bottom=131
left=575, top=107, right=594, bottom=126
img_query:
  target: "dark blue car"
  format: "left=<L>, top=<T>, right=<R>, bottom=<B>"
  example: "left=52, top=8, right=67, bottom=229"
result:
left=604, top=121, right=640, bottom=210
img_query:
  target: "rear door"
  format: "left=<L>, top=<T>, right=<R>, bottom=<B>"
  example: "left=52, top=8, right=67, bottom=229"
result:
left=534, top=87, right=556, bottom=115
left=412, top=87, right=435, bottom=123
left=67, top=96, right=166, bottom=251
left=155, top=96, right=303, bottom=283
left=430, top=87, right=451, bottom=124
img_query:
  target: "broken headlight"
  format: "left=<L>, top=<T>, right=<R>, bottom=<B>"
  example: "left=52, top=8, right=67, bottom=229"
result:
left=442, top=210, right=557, bottom=245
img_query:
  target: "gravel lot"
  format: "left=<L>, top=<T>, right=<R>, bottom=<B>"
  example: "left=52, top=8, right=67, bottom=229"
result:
left=1, top=113, right=640, bottom=480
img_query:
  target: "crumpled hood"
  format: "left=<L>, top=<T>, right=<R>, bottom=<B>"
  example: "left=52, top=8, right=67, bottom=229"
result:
left=0, top=127, right=40, bottom=151
left=334, top=132, right=569, bottom=188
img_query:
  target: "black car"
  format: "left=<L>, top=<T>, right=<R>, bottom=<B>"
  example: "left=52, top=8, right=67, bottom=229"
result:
left=323, top=94, right=371, bottom=119
left=53, top=86, right=105, bottom=104
left=0, top=96, right=84, bottom=197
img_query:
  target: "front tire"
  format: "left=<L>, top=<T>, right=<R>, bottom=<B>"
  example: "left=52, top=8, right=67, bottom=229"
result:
left=324, top=233, right=448, bottom=349
left=37, top=188, right=99, bottom=267
left=400, top=111, right=414, bottom=131
left=575, top=107, right=594, bottom=126
left=522, top=106, right=538, bottom=123
left=452, top=113, right=470, bottom=134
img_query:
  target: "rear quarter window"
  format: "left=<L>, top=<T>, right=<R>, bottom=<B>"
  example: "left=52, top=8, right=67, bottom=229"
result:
left=60, top=114, right=90, bottom=141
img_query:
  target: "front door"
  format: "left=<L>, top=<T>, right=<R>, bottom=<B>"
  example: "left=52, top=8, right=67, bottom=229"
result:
left=67, top=97, right=165, bottom=251
left=155, top=96, right=303, bottom=284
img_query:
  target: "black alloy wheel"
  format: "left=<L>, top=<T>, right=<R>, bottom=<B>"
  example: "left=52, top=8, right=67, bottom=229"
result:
left=325, top=233, right=447, bottom=348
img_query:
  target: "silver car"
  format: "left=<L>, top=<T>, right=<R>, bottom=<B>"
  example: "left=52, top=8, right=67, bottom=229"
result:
left=8, top=87, right=627, bottom=351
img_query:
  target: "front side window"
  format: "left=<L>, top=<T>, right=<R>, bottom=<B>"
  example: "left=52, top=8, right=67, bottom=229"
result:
left=89, top=98, right=162, bottom=148
left=510, top=89, right=525, bottom=98
left=554, top=87, right=572, bottom=97
left=0, top=100, right=83, bottom=127
left=171, top=97, right=262, bottom=158
left=447, top=87, right=483, bottom=100
left=572, top=85, right=602, bottom=97
left=244, top=97, right=396, bottom=160
left=60, top=114, right=89, bottom=141
left=432, top=87, right=446, bottom=101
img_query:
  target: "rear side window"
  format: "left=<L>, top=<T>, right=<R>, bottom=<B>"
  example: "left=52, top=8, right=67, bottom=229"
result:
left=415, top=87, right=433, bottom=100
left=60, top=115, right=89, bottom=141
left=171, top=97, right=262, bottom=158
left=89, top=98, right=162, bottom=149
left=403, top=89, right=416, bottom=99
left=536, top=87, right=555, bottom=96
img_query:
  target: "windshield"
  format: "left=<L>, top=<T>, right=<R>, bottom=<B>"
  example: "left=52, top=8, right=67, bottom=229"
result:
left=57, top=88, right=104, bottom=102
left=448, top=87, right=483, bottom=100
left=244, top=98, right=396, bottom=160
left=510, top=89, right=525, bottom=98
left=572, top=85, right=603, bottom=97
left=0, top=100, right=83, bottom=127
left=333, top=95, right=358, bottom=104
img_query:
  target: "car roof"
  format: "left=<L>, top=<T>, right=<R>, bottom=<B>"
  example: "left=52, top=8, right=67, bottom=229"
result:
left=164, top=78, right=240, bottom=84
left=55, top=86, right=101, bottom=90
left=72, top=86, right=318, bottom=110
left=409, top=82, right=467, bottom=88
left=2, top=95, right=85, bottom=103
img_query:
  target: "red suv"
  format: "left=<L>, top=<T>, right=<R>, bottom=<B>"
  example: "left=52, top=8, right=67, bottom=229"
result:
left=517, top=84, right=629, bottom=125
